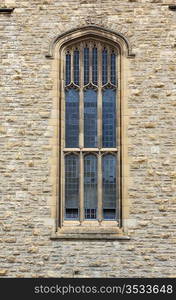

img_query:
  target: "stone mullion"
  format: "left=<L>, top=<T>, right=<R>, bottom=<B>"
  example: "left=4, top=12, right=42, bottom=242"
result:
left=61, top=151, right=65, bottom=226
left=97, top=42, right=102, bottom=149
left=79, top=44, right=84, bottom=149
left=107, top=46, right=111, bottom=83
left=61, top=73, right=65, bottom=225
left=70, top=48, right=74, bottom=83
left=116, top=50, right=121, bottom=225
left=79, top=152, right=84, bottom=223
left=116, top=51, right=120, bottom=150
left=97, top=42, right=103, bottom=221
left=97, top=153, right=102, bottom=222
left=89, top=42, right=92, bottom=83
left=79, top=44, right=84, bottom=223
left=116, top=151, right=120, bottom=225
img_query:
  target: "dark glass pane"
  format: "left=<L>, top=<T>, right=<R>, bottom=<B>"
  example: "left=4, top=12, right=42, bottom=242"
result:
left=84, top=155, right=97, bottom=219
left=74, top=50, right=79, bottom=85
left=84, top=89, right=97, bottom=147
left=65, top=89, right=79, bottom=147
left=84, top=47, right=89, bottom=85
left=111, top=53, right=116, bottom=85
left=92, top=47, right=98, bottom=85
left=65, top=154, right=79, bottom=219
left=65, top=208, right=78, bottom=220
left=102, top=88, right=116, bottom=147
left=103, top=209, right=116, bottom=220
left=102, top=154, right=116, bottom=220
left=102, top=48, right=108, bottom=85
left=66, top=53, right=71, bottom=85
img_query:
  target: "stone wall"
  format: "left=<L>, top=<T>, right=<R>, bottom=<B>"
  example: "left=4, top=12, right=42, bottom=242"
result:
left=0, top=0, right=176, bottom=277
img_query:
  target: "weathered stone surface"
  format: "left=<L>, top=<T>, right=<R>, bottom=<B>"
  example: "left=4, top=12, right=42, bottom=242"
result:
left=0, top=270, right=8, bottom=276
left=0, top=0, right=175, bottom=278
left=27, top=246, right=39, bottom=254
left=39, top=112, right=50, bottom=118
left=7, top=256, right=16, bottom=263
left=4, top=238, right=16, bottom=243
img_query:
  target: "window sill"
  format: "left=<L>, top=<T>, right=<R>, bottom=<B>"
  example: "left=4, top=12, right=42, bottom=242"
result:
left=50, top=233, right=130, bottom=240
left=50, top=227, right=130, bottom=240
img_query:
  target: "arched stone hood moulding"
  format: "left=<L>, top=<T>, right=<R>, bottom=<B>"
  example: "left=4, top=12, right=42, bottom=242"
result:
left=46, top=25, right=135, bottom=59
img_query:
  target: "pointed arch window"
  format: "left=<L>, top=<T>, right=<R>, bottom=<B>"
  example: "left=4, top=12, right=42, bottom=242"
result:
left=47, top=26, right=135, bottom=238
left=61, top=39, right=121, bottom=227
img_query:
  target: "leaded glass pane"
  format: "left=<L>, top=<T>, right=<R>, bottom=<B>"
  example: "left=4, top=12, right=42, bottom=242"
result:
left=84, top=154, right=97, bottom=219
left=111, top=53, right=116, bottom=85
left=102, top=154, right=116, bottom=220
left=65, top=88, right=79, bottom=147
left=102, top=88, right=116, bottom=147
left=74, top=50, right=79, bottom=85
left=66, top=53, right=71, bottom=85
left=64, top=41, right=119, bottom=224
left=102, top=48, right=108, bottom=85
left=84, top=47, right=89, bottom=85
left=84, top=89, right=97, bottom=147
left=92, top=47, right=98, bottom=85
left=65, top=154, right=79, bottom=219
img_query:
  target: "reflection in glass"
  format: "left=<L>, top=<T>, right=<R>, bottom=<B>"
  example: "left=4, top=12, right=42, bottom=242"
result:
left=65, top=154, right=79, bottom=219
left=111, top=53, right=116, bottom=85
left=84, top=47, right=89, bottom=85
left=65, top=89, right=79, bottom=147
left=92, top=47, right=98, bottom=85
left=66, top=53, right=71, bottom=85
left=84, top=89, right=97, bottom=147
left=102, top=88, right=116, bottom=147
left=102, top=48, right=108, bottom=85
left=74, top=50, right=79, bottom=85
left=102, top=154, right=116, bottom=219
left=84, top=154, right=97, bottom=219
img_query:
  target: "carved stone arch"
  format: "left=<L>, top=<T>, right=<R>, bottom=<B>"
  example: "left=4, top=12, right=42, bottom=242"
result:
left=46, top=25, right=135, bottom=59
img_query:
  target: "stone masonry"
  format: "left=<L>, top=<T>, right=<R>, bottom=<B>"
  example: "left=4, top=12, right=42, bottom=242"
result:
left=0, top=0, right=176, bottom=277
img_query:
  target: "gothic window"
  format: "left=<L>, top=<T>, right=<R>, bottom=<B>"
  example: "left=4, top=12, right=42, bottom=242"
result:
left=62, top=40, right=121, bottom=225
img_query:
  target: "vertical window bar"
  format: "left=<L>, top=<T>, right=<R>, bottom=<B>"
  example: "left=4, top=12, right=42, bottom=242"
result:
left=97, top=42, right=102, bottom=148
left=74, top=49, right=79, bottom=85
left=84, top=47, right=89, bottom=85
left=97, top=154, right=102, bottom=221
left=71, top=49, right=74, bottom=83
left=102, top=48, right=108, bottom=85
left=89, top=43, right=93, bottom=83
left=107, top=47, right=111, bottom=83
left=92, top=47, right=98, bottom=85
left=79, top=152, right=84, bottom=223
left=111, top=52, right=116, bottom=85
left=79, top=45, right=84, bottom=223
left=84, top=154, right=97, bottom=219
left=102, top=154, right=116, bottom=220
left=66, top=52, right=71, bottom=85
left=65, top=154, right=79, bottom=220
left=79, top=43, right=84, bottom=149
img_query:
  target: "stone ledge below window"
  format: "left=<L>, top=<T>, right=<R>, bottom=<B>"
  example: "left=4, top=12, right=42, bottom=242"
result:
left=50, top=232, right=130, bottom=240
left=50, top=223, right=131, bottom=240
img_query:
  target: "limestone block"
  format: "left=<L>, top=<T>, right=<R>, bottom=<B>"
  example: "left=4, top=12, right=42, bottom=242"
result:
left=27, top=246, right=39, bottom=254
left=0, top=270, right=8, bottom=276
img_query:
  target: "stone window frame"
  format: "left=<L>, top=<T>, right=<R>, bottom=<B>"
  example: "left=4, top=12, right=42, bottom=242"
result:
left=46, top=26, right=135, bottom=240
